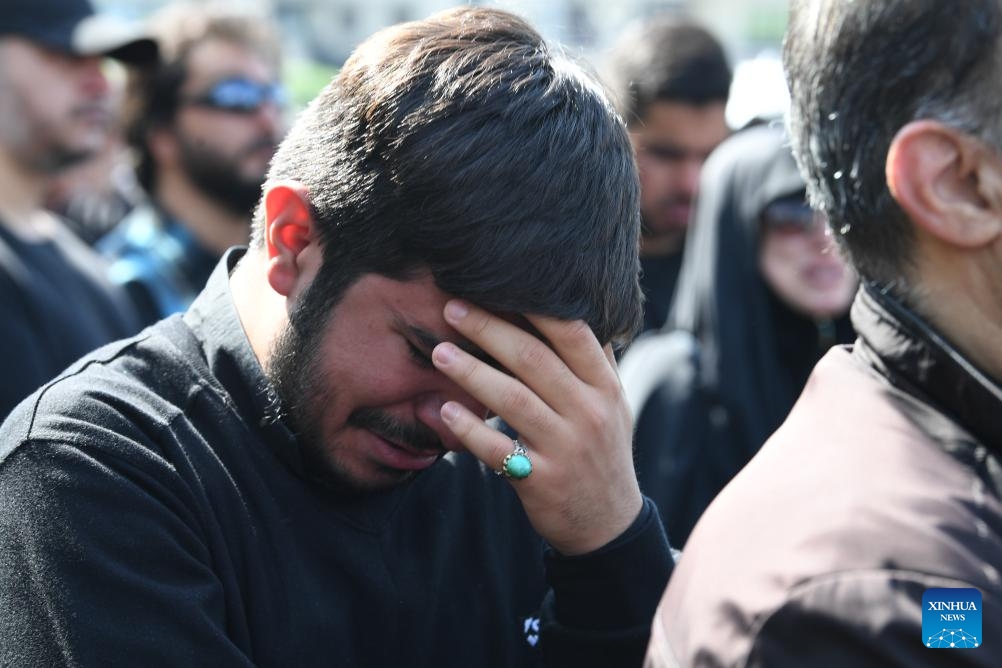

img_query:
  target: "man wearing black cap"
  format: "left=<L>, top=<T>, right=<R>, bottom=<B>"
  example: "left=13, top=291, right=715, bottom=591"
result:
left=0, top=0, right=156, bottom=418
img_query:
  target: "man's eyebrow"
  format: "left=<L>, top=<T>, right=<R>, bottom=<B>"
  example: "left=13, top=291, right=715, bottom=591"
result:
left=642, top=141, right=686, bottom=158
left=405, top=322, right=497, bottom=366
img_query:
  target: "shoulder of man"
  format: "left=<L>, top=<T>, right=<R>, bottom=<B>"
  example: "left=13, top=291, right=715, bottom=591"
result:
left=0, top=317, right=204, bottom=469
left=655, top=345, right=1002, bottom=665
left=744, top=570, right=1000, bottom=668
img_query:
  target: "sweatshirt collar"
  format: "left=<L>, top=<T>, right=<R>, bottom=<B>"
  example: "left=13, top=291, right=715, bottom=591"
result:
left=183, top=248, right=306, bottom=474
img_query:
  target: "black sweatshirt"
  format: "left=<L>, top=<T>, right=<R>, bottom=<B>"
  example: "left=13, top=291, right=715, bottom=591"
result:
left=0, top=219, right=140, bottom=420
left=0, top=250, right=673, bottom=667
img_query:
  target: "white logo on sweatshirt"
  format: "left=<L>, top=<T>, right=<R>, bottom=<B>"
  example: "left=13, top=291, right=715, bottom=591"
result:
left=523, top=617, right=540, bottom=647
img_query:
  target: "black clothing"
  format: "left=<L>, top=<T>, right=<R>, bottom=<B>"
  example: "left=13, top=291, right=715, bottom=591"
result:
left=638, top=251, right=684, bottom=334
left=630, top=126, right=854, bottom=544
left=0, top=249, right=673, bottom=667
left=0, top=219, right=140, bottom=419
left=650, top=282, right=1002, bottom=666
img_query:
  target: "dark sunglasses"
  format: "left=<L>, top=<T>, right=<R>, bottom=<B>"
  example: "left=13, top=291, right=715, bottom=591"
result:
left=761, top=197, right=824, bottom=234
left=183, top=77, right=287, bottom=114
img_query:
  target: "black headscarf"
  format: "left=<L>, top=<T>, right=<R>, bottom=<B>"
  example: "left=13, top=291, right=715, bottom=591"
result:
left=633, top=124, right=855, bottom=544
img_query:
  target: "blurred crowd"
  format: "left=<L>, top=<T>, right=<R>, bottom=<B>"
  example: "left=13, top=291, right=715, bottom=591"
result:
left=2, top=1, right=1000, bottom=666
left=1, top=1, right=285, bottom=415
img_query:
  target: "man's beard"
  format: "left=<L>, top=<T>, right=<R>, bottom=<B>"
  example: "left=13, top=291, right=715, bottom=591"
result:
left=24, top=107, right=111, bottom=174
left=641, top=195, right=692, bottom=237
left=266, top=278, right=446, bottom=494
left=32, top=146, right=94, bottom=174
left=176, top=132, right=274, bottom=217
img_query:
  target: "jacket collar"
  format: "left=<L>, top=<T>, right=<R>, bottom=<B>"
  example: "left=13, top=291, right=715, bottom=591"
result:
left=852, top=281, right=1002, bottom=454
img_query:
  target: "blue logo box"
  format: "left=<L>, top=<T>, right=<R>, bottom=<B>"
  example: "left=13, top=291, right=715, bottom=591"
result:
left=923, top=588, right=982, bottom=649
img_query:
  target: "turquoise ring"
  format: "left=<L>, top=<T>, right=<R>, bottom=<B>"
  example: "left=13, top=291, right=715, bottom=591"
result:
left=498, top=440, right=533, bottom=480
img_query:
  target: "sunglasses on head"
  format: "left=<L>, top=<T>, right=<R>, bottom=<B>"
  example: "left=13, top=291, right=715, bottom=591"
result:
left=183, top=77, right=287, bottom=114
left=760, top=197, right=824, bottom=234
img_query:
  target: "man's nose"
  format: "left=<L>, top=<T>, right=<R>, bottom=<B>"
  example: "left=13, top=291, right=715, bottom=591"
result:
left=78, top=56, right=110, bottom=98
left=254, top=99, right=284, bottom=138
left=808, top=213, right=833, bottom=247
left=679, top=158, right=703, bottom=197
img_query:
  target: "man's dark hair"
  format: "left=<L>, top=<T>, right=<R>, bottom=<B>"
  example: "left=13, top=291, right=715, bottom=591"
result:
left=258, top=7, right=643, bottom=347
left=604, top=16, right=732, bottom=127
left=784, top=0, right=1002, bottom=285
left=122, top=5, right=281, bottom=192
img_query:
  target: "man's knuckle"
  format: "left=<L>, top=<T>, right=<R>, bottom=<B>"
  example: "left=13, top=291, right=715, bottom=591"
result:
left=580, top=404, right=609, bottom=432
left=500, top=387, right=531, bottom=416
left=516, top=339, right=547, bottom=369
left=456, top=357, right=480, bottom=383
left=470, top=313, right=491, bottom=338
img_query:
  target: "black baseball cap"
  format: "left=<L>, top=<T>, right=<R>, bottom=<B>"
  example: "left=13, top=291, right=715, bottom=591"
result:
left=0, top=0, right=157, bottom=64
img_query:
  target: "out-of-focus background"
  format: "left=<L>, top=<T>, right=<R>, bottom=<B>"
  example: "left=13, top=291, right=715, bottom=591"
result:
left=96, top=0, right=790, bottom=128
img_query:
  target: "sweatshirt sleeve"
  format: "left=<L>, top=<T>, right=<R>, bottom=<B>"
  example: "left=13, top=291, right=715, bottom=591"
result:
left=538, top=497, right=675, bottom=667
left=0, top=438, right=256, bottom=668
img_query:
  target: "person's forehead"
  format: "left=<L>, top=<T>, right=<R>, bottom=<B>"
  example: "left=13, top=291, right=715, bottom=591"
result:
left=341, top=272, right=449, bottom=329
left=0, top=35, right=64, bottom=63
left=363, top=275, right=477, bottom=354
left=0, top=36, right=91, bottom=84
left=632, top=100, right=729, bottom=153
left=182, top=37, right=275, bottom=89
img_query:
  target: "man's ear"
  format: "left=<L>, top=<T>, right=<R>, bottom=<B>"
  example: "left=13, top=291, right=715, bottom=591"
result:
left=263, top=181, right=316, bottom=297
left=886, top=120, right=1002, bottom=249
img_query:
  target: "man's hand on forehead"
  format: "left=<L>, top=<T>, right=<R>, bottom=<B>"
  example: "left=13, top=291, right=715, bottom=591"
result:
left=430, top=299, right=642, bottom=556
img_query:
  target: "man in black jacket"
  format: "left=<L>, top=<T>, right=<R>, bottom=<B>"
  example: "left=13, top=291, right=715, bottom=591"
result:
left=0, top=7, right=673, bottom=667
left=0, top=0, right=155, bottom=418
left=604, top=18, right=731, bottom=334
left=649, top=1, right=1002, bottom=665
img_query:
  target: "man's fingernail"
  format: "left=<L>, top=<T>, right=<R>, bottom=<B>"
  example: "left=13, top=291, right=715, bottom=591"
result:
left=441, top=402, right=460, bottom=422
left=433, top=343, right=457, bottom=365
left=445, top=301, right=468, bottom=321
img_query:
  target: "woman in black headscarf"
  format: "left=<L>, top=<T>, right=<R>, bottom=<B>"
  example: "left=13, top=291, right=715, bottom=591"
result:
left=624, top=124, right=857, bottom=546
